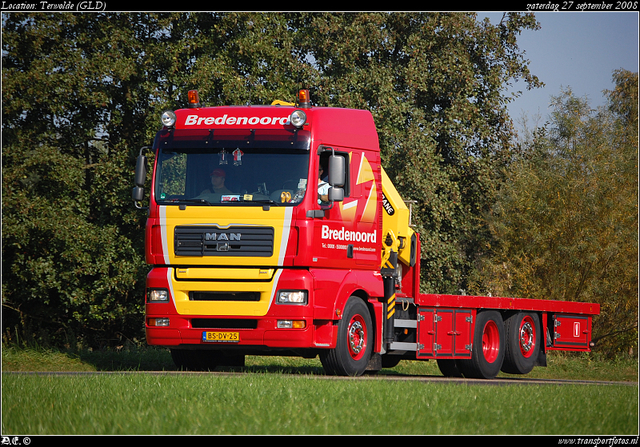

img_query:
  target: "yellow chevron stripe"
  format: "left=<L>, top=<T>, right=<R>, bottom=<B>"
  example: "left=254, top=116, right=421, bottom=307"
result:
left=383, top=260, right=394, bottom=270
left=386, top=293, right=396, bottom=319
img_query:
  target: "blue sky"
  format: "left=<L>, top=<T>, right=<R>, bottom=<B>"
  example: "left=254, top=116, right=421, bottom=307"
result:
left=480, top=12, right=639, bottom=129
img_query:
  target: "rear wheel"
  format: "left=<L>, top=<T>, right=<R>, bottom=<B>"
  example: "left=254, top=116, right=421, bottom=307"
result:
left=458, top=310, right=505, bottom=379
left=501, top=312, right=540, bottom=374
left=320, top=297, right=373, bottom=376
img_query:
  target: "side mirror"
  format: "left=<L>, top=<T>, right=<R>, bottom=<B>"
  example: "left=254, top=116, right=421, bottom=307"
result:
left=133, top=147, right=150, bottom=209
left=328, top=187, right=344, bottom=202
left=134, top=153, right=147, bottom=187
left=329, top=153, right=347, bottom=202
left=328, top=153, right=345, bottom=187
left=132, top=185, right=145, bottom=202
left=327, top=153, right=345, bottom=203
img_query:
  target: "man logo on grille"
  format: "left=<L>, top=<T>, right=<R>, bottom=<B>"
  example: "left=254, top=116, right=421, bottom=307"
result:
left=205, top=232, right=241, bottom=241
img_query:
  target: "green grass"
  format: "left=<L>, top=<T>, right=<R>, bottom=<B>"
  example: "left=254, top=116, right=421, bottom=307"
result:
left=2, top=372, right=637, bottom=435
left=2, top=346, right=638, bottom=435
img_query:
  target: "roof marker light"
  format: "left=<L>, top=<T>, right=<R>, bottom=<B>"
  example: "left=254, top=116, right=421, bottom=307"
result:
left=187, top=89, right=201, bottom=108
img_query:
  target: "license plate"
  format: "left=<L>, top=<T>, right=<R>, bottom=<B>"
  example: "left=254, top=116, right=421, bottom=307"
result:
left=202, top=331, right=240, bottom=343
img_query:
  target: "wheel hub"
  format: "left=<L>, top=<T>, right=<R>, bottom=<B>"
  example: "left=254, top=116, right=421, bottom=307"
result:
left=348, top=320, right=365, bottom=356
left=519, top=320, right=534, bottom=355
left=481, top=320, right=500, bottom=363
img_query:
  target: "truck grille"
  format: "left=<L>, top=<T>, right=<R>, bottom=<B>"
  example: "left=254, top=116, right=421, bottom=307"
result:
left=174, top=226, right=274, bottom=257
left=189, top=291, right=260, bottom=302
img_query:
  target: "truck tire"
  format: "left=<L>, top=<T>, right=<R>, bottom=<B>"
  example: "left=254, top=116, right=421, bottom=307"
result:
left=458, top=310, right=505, bottom=379
left=320, top=297, right=373, bottom=376
left=501, top=312, right=540, bottom=375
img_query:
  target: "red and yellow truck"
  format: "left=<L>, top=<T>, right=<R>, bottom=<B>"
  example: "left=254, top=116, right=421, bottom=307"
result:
left=133, top=89, right=599, bottom=378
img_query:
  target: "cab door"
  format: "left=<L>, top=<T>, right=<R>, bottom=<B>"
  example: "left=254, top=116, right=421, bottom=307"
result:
left=313, top=147, right=381, bottom=269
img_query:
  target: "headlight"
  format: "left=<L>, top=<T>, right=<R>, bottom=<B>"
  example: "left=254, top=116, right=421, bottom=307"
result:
left=290, top=110, right=307, bottom=128
left=148, top=289, right=169, bottom=302
left=276, top=290, right=308, bottom=305
left=161, top=110, right=177, bottom=128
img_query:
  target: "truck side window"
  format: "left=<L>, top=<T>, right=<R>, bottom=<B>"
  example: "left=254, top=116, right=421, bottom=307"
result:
left=317, top=163, right=330, bottom=205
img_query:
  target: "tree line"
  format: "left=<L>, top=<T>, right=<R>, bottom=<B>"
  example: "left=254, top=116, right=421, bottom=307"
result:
left=2, top=12, right=636, bottom=356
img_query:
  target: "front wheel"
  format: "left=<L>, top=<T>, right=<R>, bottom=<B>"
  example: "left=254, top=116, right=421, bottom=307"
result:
left=458, top=310, right=505, bottom=379
left=320, top=297, right=373, bottom=376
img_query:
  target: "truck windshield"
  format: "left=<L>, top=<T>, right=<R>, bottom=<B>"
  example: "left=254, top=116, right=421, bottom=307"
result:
left=155, top=143, right=311, bottom=206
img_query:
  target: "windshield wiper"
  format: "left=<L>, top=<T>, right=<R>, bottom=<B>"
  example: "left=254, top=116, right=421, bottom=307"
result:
left=163, top=197, right=284, bottom=207
left=165, top=198, right=214, bottom=206
left=242, top=198, right=279, bottom=205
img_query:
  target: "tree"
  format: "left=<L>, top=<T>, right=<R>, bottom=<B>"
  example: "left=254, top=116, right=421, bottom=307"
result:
left=2, top=12, right=541, bottom=347
left=469, top=70, right=638, bottom=356
left=1, top=13, right=166, bottom=347
left=295, top=12, right=543, bottom=292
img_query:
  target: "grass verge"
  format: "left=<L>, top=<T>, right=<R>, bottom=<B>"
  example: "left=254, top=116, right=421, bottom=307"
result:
left=2, top=372, right=638, bottom=435
left=2, top=346, right=638, bottom=435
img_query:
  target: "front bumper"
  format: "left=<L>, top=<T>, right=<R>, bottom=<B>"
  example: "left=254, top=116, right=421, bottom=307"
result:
left=144, top=267, right=336, bottom=349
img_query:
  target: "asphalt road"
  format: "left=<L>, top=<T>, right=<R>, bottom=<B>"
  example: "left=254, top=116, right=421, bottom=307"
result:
left=4, top=370, right=637, bottom=386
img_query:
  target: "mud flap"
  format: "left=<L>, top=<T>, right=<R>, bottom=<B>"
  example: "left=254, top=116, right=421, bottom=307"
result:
left=365, top=352, right=382, bottom=372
